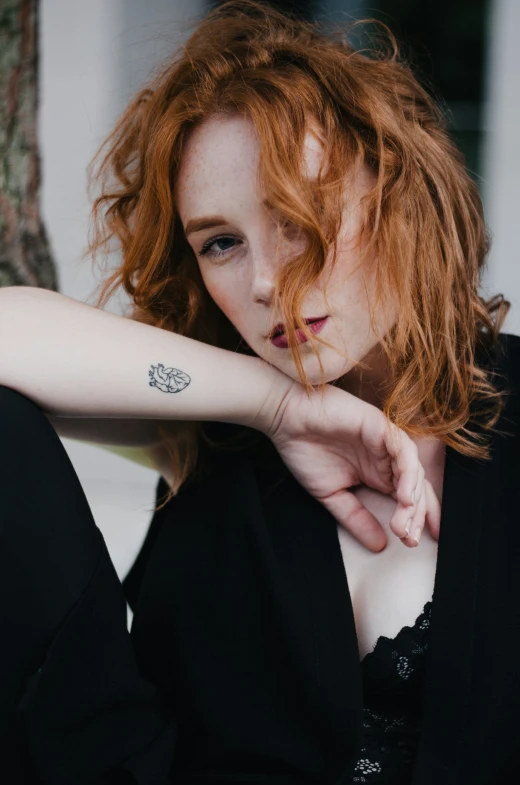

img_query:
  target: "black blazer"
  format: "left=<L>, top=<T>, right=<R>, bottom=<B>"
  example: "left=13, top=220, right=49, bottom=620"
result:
left=121, top=331, right=520, bottom=784
left=11, top=332, right=520, bottom=785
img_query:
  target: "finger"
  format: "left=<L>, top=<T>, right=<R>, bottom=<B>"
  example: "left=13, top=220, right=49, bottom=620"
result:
left=383, top=424, right=419, bottom=508
left=389, top=462, right=425, bottom=540
left=373, top=455, right=395, bottom=495
left=321, top=489, right=387, bottom=553
left=388, top=493, right=414, bottom=539
left=399, top=479, right=427, bottom=547
left=424, top=479, right=442, bottom=541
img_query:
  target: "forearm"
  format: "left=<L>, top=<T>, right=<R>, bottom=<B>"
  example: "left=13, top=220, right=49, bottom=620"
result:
left=0, top=286, right=290, bottom=434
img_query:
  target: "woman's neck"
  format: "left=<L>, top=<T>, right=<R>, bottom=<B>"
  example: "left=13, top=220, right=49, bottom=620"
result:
left=335, top=341, right=392, bottom=410
left=336, top=340, right=446, bottom=502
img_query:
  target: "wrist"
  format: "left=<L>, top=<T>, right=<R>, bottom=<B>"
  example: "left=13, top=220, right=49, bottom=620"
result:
left=242, top=357, right=296, bottom=436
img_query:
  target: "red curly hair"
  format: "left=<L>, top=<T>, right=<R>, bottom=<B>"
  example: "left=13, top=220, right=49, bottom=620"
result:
left=85, top=0, right=510, bottom=507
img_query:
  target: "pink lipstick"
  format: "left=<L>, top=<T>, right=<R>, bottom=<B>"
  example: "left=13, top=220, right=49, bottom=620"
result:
left=270, top=316, right=328, bottom=348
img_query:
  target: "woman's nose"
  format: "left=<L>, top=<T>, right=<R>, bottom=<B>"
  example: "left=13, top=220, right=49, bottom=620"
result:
left=249, top=255, right=277, bottom=305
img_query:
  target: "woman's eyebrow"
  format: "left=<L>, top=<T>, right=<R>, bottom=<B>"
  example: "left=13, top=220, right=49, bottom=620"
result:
left=184, top=200, right=274, bottom=237
left=184, top=216, right=229, bottom=236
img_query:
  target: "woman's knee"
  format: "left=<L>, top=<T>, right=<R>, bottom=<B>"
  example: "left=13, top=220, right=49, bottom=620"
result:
left=0, top=385, right=103, bottom=618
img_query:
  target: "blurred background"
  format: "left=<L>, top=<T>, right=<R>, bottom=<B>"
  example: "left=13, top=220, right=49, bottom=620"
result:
left=1, top=0, right=518, bottom=611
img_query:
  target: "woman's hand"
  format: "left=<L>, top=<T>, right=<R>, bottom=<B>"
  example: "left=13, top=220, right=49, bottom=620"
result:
left=258, top=381, right=441, bottom=553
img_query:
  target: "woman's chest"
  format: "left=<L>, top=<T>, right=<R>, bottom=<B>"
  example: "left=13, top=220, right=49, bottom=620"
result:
left=338, top=438, right=445, bottom=661
left=337, top=494, right=439, bottom=660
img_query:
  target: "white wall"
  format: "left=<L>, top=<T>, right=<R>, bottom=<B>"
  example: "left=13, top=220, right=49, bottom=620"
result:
left=39, top=0, right=205, bottom=581
left=481, top=0, right=520, bottom=336
left=40, top=0, right=204, bottom=309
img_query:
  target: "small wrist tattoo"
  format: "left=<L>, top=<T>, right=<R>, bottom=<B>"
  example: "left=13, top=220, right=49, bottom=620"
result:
left=148, top=363, right=191, bottom=393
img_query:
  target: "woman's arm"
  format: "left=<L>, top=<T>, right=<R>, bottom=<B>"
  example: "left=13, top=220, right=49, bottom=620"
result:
left=0, top=286, right=290, bottom=443
left=0, top=286, right=436, bottom=550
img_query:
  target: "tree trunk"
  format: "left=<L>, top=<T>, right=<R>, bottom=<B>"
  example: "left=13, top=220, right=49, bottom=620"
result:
left=0, top=0, right=58, bottom=290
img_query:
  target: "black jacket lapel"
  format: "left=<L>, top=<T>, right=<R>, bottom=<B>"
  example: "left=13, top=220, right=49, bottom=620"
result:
left=411, top=442, right=485, bottom=784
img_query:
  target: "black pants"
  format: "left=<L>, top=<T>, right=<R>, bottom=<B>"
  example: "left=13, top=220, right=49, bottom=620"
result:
left=0, top=386, right=175, bottom=785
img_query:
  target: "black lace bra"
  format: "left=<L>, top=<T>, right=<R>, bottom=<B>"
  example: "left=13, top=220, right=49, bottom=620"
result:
left=349, top=599, right=433, bottom=784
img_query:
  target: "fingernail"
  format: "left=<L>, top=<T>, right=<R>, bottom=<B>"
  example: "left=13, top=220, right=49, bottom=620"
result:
left=404, top=519, right=412, bottom=538
left=413, top=527, right=421, bottom=544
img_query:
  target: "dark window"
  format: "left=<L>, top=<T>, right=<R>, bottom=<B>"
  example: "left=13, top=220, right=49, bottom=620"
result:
left=209, top=0, right=490, bottom=181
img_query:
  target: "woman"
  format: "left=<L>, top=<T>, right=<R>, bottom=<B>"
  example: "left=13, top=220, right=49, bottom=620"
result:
left=0, top=1, right=517, bottom=783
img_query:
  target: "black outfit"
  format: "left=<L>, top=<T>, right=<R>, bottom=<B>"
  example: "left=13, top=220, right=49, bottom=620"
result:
left=2, top=332, right=520, bottom=785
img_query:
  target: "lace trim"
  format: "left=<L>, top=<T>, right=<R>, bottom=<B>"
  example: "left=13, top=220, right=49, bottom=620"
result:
left=361, top=600, right=432, bottom=669
left=349, top=599, right=433, bottom=783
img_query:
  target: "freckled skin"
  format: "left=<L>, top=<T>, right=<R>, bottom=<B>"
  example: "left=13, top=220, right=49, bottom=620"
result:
left=175, top=113, right=398, bottom=406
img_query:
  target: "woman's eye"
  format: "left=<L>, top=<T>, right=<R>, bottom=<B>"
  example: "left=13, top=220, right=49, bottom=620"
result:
left=280, top=220, right=303, bottom=241
left=198, top=236, right=241, bottom=259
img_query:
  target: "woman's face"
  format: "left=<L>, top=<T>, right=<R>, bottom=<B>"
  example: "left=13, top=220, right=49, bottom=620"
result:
left=175, top=113, right=397, bottom=397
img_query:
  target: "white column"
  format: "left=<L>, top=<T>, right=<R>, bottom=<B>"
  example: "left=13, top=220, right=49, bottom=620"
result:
left=481, top=0, right=520, bottom=336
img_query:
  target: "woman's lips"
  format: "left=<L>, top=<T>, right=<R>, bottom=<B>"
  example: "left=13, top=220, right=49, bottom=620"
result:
left=270, top=316, right=328, bottom=348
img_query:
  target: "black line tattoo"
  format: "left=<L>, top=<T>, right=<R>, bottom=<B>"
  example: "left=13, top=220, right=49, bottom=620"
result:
left=148, top=363, right=191, bottom=393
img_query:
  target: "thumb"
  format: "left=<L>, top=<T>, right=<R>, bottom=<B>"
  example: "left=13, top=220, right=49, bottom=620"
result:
left=320, top=489, right=388, bottom=553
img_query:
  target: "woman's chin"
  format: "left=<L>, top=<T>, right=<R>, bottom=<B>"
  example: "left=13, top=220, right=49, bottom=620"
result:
left=270, top=355, right=358, bottom=387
